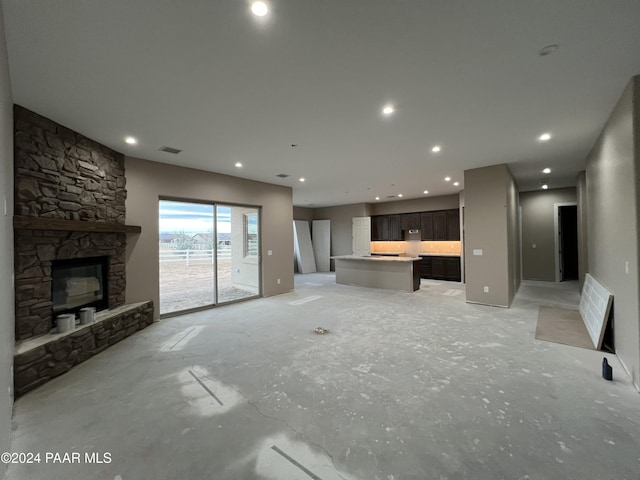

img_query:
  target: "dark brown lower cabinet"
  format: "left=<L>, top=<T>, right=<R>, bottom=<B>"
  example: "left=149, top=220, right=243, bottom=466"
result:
left=412, top=260, right=421, bottom=291
left=432, top=257, right=446, bottom=279
left=419, top=256, right=432, bottom=278
left=419, top=256, right=461, bottom=282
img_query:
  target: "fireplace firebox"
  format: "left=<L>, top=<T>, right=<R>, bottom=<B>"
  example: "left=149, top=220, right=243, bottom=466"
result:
left=51, top=256, right=109, bottom=325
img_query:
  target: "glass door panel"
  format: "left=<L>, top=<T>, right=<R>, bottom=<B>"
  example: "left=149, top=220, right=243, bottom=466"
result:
left=159, top=200, right=215, bottom=315
left=216, top=205, right=260, bottom=303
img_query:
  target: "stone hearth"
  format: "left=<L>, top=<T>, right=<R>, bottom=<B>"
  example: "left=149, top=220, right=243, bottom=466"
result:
left=14, top=302, right=153, bottom=396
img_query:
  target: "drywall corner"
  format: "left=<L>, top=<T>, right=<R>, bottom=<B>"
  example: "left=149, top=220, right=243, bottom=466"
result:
left=464, top=164, right=512, bottom=307
left=0, top=1, right=14, bottom=472
left=576, top=172, right=588, bottom=290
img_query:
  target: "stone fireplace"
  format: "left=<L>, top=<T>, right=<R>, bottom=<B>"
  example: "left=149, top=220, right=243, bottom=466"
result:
left=13, top=105, right=153, bottom=396
left=14, top=229, right=126, bottom=339
left=13, top=105, right=130, bottom=340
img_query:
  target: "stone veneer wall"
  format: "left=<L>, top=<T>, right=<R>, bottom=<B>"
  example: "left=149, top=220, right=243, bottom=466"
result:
left=14, top=105, right=126, bottom=222
left=14, top=105, right=128, bottom=341
left=14, top=301, right=153, bottom=397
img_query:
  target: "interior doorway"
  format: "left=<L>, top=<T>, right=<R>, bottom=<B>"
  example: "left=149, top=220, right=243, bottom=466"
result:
left=555, top=203, right=579, bottom=281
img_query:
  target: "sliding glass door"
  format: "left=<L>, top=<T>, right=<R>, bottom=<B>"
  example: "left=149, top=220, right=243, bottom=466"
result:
left=216, top=205, right=260, bottom=303
left=159, top=200, right=260, bottom=315
left=159, top=200, right=216, bottom=315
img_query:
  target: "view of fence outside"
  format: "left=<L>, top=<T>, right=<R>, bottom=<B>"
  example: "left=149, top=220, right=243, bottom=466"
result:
left=159, top=245, right=257, bottom=314
left=159, top=201, right=259, bottom=315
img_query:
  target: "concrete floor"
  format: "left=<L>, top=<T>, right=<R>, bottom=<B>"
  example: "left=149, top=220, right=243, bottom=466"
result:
left=6, top=274, right=640, bottom=480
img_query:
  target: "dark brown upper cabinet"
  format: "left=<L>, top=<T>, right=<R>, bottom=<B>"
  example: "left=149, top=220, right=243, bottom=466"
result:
left=372, top=208, right=460, bottom=242
left=447, top=209, right=460, bottom=241
left=388, top=215, right=403, bottom=241
left=401, top=213, right=421, bottom=230
left=433, top=211, right=447, bottom=240
left=420, top=212, right=433, bottom=240
left=371, top=215, right=388, bottom=241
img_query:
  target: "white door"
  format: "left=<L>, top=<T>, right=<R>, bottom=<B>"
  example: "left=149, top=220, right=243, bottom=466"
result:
left=352, top=217, right=371, bottom=256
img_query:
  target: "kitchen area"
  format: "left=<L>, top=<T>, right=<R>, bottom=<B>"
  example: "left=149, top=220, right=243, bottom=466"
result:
left=333, top=208, right=462, bottom=292
left=370, top=208, right=462, bottom=282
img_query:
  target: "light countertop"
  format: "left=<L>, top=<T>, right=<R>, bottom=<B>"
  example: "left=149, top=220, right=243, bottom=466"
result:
left=333, top=255, right=420, bottom=263
left=418, top=253, right=461, bottom=257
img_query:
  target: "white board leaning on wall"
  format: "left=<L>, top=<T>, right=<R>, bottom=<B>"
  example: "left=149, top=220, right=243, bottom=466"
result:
left=579, top=273, right=613, bottom=350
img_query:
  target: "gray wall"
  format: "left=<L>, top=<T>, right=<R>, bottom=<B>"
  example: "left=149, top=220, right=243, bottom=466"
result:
left=520, top=188, right=577, bottom=281
left=369, top=194, right=459, bottom=215
left=507, top=174, right=520, bottom=302
left=464, top=164, right=519, bottom=307
left=313, top=203, right=370, bottom=261
left=125, top=157, right=295, bottom=316
left=584, top=77, right=640, bottom=390
left=576, top=172, right=588, bottom=290
left=0, top=2, right=14, bottom=472
left=293, top=206, right=315, bottom=223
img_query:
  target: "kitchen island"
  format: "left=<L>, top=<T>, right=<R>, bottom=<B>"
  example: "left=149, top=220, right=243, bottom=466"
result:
left=332, top=255, right=421, bottom=292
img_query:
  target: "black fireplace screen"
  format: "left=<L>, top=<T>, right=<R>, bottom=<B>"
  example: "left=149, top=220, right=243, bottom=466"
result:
left=51, top=256, right=109, bottom=319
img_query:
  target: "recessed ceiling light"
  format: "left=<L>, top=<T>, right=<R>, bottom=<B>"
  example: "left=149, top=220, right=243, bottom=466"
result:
left=299, top=177, right=305, bottom=182
left=453, top=182, right=460, bottom=186
left=398, top=193, right=403, bottom=198
left=235, top=162, right=243, bottom=168
left=444, top=177, right=451, bottom=182
left=375, top=196, right=380, bottom=201
left=539, top=44, right=559, bottom=57
left=542, top=167, right=551, bottom=174
left=538, top=133, right=552, bottom=142
left=251, top=1, right=268, bottom=16
left=125, top=136, right=137, bottom=145
left=382, top=104, right=395, bottom=116
left=542, top=184, right=549, bottom=190
left=423, top=190, right=429, bottom=194
left=431, top=145, right=441, bottom=153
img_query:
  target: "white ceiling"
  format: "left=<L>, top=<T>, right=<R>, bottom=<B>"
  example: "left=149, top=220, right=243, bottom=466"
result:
left=3, top=1, right=640, bottom=207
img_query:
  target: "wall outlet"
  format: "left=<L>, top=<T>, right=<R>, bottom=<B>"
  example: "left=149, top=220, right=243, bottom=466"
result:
left=532, top=244, right=536, bottom=249
left=483, top=286, right=489, bottom=293
left=268, top=250, right=273, bottom=256
left=277, top=278, right=281, bottom=284
left=473, top=249, right=483, bottom=256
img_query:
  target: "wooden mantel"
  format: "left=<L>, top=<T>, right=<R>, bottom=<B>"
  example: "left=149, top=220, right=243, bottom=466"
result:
left=13, top=216, right=142, bottom=234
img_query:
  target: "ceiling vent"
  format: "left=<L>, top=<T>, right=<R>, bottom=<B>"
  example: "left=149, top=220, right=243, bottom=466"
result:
left=386, top=195, right=396, bottom=199
left=276, top=173, right=290, bottom=178
left=159, top=146, right=182, bottom=154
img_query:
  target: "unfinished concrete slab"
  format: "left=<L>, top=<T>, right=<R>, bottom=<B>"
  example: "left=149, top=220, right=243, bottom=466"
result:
left=6, top=274, right=640, bottom=480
